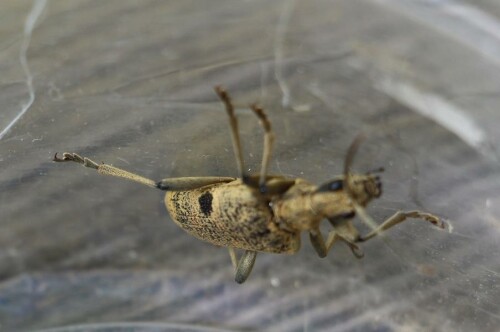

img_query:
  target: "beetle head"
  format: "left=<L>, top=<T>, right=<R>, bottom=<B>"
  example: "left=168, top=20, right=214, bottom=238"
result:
left=342, top=134, right=384, bottom=204
left=340, top=134, right=387, bottom=231
left=344, top=172, right=382, bottom=206
left=316, top=170, right=382, bottom=207
left=318, top=135, right=383, bottom=205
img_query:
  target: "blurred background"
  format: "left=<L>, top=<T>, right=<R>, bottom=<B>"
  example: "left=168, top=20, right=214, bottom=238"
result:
left=1, top=0, right=500, bottom=331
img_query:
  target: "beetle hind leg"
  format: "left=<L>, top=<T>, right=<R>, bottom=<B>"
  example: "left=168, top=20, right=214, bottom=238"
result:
left=214, top=86, right=276, bottom=193
left=249, top=104, right=275, bottom=193
left=53, top=152, right=157, bottom=188
left=215, top=86, right=247, bottom=180
left=228, top=248, right=257, bottom=284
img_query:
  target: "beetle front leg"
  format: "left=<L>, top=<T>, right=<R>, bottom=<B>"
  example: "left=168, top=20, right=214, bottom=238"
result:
left=357, top=210, right=446, bottom=242
left=228, top=248, right=257, bottom=284
left=309, top=229, right=328, bottom=258
left=309, top=228, right=364, bottom=259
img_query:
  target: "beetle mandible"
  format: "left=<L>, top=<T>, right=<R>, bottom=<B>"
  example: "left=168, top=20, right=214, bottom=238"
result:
left=53, top=86, right=446, bottom=284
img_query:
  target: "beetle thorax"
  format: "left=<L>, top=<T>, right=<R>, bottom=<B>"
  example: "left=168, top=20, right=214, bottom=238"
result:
left=272, top=179, right=351, bottom=232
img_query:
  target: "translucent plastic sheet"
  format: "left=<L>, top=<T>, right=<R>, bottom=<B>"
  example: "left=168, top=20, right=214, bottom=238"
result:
left=1, top=1, right=499, bottom=331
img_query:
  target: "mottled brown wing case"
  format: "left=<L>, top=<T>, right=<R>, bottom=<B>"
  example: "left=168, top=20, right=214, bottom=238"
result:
left=165, top=181, right=300, bottom=254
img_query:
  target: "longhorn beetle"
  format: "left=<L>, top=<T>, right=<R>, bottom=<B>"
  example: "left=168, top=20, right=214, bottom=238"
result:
left=53, top=86, right=446, bottom=284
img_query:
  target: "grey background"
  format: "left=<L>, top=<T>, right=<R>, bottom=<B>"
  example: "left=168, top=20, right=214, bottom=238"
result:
left=1, top=0, right=499, bottom=331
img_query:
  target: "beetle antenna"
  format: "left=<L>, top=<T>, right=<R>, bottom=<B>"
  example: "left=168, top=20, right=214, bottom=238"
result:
left=343, top=134, right=380, bottom=233
left=366, top=166, right=385, bottom=174
left=343, top=133, right=365, bottom=197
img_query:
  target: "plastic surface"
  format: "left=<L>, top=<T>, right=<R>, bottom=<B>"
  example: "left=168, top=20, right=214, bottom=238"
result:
left=39, top=322, right=231, bottom=332
left=1, top=0, right=500, bottom=331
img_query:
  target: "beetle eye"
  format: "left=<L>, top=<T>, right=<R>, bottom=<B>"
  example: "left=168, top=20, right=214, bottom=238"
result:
left=329, top=180, right=343, bottom=191
left=317, top=179, right=343, bottom=192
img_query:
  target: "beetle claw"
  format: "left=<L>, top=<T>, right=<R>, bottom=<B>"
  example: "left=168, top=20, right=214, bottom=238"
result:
left=53, top=152, right=65, bottom=162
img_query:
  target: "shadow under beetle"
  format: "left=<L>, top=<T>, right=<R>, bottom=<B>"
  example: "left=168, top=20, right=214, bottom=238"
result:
left=54, top=86, right=445, bottom=284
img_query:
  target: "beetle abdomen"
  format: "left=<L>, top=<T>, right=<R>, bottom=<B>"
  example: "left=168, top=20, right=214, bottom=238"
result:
left=165, top=180, right=299, bottom=254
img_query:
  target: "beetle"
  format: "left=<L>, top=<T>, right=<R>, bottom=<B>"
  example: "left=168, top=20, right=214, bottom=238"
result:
left=53, top=86, right=445, bottom=284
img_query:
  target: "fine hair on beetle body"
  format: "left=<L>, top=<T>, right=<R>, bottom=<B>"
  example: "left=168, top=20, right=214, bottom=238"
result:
left=53, top=86, right=446, bottom=284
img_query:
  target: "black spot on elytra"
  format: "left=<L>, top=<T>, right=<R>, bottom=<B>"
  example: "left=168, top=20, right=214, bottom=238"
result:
left=198, top=192, right=213, bottom=217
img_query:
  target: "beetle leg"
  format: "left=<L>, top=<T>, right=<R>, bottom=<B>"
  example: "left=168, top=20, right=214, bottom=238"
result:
left=53, top=152, right=157, bottom=188
left=214, top=86, right=247, bottom=180
left=235, top=250, right=257, bottom=284
left=326, top=230, right=364, bottom=258
left=214, top=86, right=276, bottom=193
left=243, top=175, right=296, bottom=195
left=261, top=177, right=296, bottom=195
left=357, top=210, right=445, bottom=242
left=309, top=227, right=364, bottom=259
left=228, top=247, right=238, bottom=270
left=157, top=177, right=235, bottom=191
left=229, top=249, right=257, bottom=284
left=309, top=229, right=328, bottom=258
left=249, top=104, right=275, bottom=193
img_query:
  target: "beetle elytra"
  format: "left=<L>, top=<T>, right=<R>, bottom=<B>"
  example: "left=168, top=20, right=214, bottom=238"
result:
left=53, top=86, right=446, bottom=284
